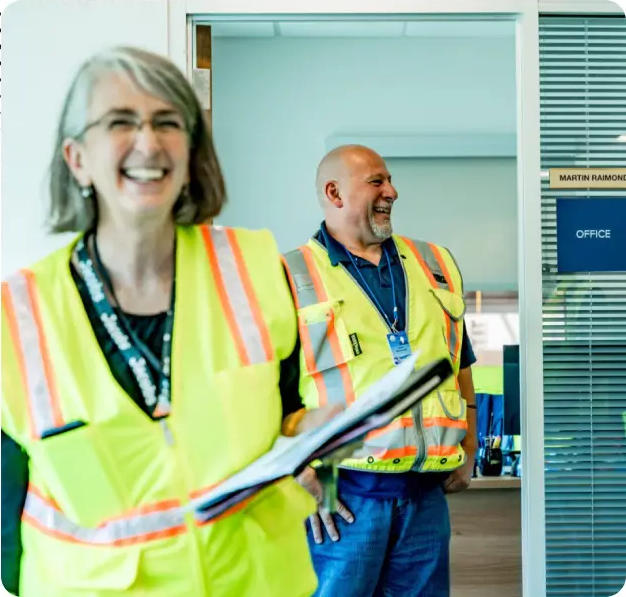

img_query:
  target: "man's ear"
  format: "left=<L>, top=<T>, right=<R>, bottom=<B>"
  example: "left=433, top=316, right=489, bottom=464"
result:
left=325, top=181, right=343, bottom=208
left=62, top=138, right=92, bottom=187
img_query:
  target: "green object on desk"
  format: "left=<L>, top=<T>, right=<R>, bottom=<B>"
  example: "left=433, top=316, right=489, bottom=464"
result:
left=472, top=365, right=503, bottom=396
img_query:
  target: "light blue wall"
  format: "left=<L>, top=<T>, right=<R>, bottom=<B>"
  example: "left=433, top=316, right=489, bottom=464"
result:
left=212, top=35, right=518, bottom=290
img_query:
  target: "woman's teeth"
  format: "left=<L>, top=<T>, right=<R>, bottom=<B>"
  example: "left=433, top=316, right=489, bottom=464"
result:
left=122, top=167, right=167, bottom=182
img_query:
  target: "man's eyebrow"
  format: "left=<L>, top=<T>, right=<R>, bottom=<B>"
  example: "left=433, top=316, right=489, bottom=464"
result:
left=366, top=173, right=392, bottom=181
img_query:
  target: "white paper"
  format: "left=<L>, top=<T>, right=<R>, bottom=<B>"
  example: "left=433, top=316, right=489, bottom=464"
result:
left=185, top=351, right=449, bottom=518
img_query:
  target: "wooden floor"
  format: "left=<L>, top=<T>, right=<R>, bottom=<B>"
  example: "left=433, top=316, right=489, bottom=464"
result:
left=448, top=478, right=522, bottom=597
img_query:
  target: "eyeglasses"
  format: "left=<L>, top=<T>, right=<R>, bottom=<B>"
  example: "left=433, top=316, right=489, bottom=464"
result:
left=78, top=110, right=188, bottom=142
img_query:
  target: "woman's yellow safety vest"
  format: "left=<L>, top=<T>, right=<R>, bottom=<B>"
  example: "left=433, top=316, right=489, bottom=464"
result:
left=1, top=225, right=318, bottom=597
left=283, top=235, right=467, bottom=474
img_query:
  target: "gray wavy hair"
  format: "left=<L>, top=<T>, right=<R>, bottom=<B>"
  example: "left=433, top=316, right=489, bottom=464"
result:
left=47, top=46, right=226, bottom=232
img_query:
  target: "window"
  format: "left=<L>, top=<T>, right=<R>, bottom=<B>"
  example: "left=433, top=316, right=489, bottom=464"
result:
left=539, top=15, right=626, bottom=597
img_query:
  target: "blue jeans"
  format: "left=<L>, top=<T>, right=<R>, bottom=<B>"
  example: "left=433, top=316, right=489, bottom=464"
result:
left=307, top=484, right=451, bottom=597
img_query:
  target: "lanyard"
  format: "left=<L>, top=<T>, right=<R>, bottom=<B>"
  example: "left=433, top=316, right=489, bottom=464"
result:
left=74, top=233, right=175, bottom=417
left=344, top=246, right=399, bottom=333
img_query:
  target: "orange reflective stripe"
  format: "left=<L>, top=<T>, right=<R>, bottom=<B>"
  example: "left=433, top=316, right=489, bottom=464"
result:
left=373, top=446, right=417, bottom=460
left=299, top=315, right=329, bottom=406
left=3, top=272, right=65, bottom=440
left=201, top=226, right=273, bottom=366
left=196, top=494, right=255, bottom=527
left=285, top=250, right=329, bottom=404
left=427, top=243, right=462, bottom=367
left=402, top=238, right=437, bottom=287
left=300, top=246, right=328, bottom=301
left=281, top=256, right=300, bottom=308
left=365, top=416, right=413, bottom=442
left=2, top=282, right=35, bottom=438
left=224, top=227, right=274, bottom=361
left=423, top=417, right=467, bottom=430
left=284, top=246, right=355, bottom=407
left=428, top=243, right=455, bottom=293
left=23, top=486, right=188, bottom=546
left=427, top=445, right=461, bottom=457
left=24, top=480, right=257, bottom=545
left=401, top=238, right=461, bottom=369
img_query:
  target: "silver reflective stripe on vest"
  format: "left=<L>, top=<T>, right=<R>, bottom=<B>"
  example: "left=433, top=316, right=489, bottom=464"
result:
left=422, top=426, right=466, bottom=455
left=210, top=227, right=268, bottom=365
left=355, top=421, right=418, bottom=455
left=308, top=320, right=338, bottom=372
left=409, top=240, right=447, bottom=290
left=283, top=249, right=319, bottom=308
left=23, top=491, right=186, bottom=545
left=5, top=273, right=60, bottom=439
left=283, top=248, right=351, bottom=404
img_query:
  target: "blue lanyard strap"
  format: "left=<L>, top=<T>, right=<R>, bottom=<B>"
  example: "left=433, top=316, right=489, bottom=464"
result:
left=344, top=246, right=399, bottom=332
left=74, top=233, right=175, bottom=417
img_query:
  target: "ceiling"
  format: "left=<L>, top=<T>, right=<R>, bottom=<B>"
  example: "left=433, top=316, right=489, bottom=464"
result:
left=207, top=20, right=515, bottom=39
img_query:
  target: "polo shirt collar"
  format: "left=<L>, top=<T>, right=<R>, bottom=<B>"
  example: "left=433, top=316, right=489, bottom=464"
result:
left=314, top=221, right=400, bottom=267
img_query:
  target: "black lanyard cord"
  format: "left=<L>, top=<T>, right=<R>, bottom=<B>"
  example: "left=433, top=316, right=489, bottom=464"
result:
left=74, top=232, right=175, bottom=415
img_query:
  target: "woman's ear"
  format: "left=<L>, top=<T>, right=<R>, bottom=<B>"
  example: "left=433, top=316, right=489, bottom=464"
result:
left=62, top=138, right=92, bottom=187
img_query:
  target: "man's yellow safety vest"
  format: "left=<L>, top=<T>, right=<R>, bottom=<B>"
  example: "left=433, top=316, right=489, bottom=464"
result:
left=1, top=225, right=317, bottom=597
left=283, top=235, right=467, bottom=474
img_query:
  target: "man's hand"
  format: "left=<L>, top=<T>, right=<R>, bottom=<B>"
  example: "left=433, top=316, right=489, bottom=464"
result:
left=443, top=452, right=475, bottom=494
left=297, top=466, right=354, bottom=544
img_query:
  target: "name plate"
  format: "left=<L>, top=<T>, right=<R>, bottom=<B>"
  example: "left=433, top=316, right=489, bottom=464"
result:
left=556, top=198, right=626, bottom=273
left=550, top=168, right=626, bottom=190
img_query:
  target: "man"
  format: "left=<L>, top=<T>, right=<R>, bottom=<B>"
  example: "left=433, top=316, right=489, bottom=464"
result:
left=283, top=145, right=478, bottom=597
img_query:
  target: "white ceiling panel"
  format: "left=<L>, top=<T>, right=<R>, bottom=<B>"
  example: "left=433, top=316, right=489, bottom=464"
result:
left=210, top=22, right=276, bottom=37
left=277, top=21, right=406, bottom=38
left=206, top=19, right=515, bottom=39
left=404, top=20, right=514, bottom=38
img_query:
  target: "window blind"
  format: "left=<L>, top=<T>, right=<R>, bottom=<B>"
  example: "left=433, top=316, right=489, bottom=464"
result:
left=539, top=15, right=626, bottom=597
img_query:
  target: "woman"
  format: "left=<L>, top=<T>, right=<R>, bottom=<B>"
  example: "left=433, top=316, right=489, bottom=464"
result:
left=1, top=46, right=331, bottom=597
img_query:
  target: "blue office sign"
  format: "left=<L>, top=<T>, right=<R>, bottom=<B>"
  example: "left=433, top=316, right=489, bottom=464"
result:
left=556, top=197, right=626, bottom=273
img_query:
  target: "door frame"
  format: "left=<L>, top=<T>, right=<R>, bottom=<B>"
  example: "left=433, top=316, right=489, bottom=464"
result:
left=168, top=2, right=546, bottom=596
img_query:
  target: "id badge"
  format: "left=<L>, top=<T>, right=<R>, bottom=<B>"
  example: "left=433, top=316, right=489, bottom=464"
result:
left=386, top=331, right=411, bottom=366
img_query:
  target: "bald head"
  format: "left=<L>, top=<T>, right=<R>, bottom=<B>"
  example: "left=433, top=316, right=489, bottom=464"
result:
left=314, top=144, right=398, bottom=245
left=315, top=145, right=381, bottom=206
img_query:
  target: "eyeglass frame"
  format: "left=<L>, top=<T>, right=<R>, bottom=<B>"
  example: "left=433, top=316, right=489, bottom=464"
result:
left=75, top=108, right=190, bottom=142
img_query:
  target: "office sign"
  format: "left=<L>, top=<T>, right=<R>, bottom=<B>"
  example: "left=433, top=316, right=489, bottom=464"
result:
left=556, top=198, right=626, bottom=273
left=550, top=168, right=626, bottom=189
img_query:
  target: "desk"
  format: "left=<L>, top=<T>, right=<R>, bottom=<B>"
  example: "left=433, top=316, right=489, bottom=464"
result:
left=448, top=476, right=522, bottom=597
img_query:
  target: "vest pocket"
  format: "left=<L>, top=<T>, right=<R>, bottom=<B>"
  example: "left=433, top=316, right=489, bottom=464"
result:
left=245, top=476, right=316, bottom=538
left=34, top=540, right=141, bottom=591
left=419, top=388, right=468, bottom=469
left=29, top=422, right=129, bottom=528
left=243, top=477, right=318, bottom=596
left=297, top=300, right=354, bottom=374
left=429, top=287, right=466, bottom=322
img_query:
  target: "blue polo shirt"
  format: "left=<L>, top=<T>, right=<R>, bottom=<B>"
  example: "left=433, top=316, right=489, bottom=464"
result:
left=315, top=222, right=476, bottom=498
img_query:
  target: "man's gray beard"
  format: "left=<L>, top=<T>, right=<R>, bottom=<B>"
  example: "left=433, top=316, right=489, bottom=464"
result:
left=369, top=215, right=393, bottom=241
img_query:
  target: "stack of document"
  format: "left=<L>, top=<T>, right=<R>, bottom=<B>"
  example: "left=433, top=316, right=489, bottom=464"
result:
left=188, top=351, right=452, bottom=521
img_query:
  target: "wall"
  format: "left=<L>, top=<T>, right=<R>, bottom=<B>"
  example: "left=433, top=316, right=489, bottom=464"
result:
left=387, top=157, right=517, bottom=289
left=211, top=35, right=518, bottom=290
left=1, top=0, right=169, bottom=275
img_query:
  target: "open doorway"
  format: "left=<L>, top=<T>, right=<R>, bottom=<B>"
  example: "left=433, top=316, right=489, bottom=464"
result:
left=189, top=14, right=527, bottom=597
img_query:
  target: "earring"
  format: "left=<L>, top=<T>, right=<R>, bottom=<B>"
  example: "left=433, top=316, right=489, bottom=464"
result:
left=80, top=185, right=93, bottom=199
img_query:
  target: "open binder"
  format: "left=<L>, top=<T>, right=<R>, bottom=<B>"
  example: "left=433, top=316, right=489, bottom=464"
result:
left=188, top=351, right=453, bottom=522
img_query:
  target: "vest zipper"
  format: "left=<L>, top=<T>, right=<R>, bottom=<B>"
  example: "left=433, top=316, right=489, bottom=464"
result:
left=412, top=403, right=427, bottom=470
left=340, top=256, right=426, bottom=470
